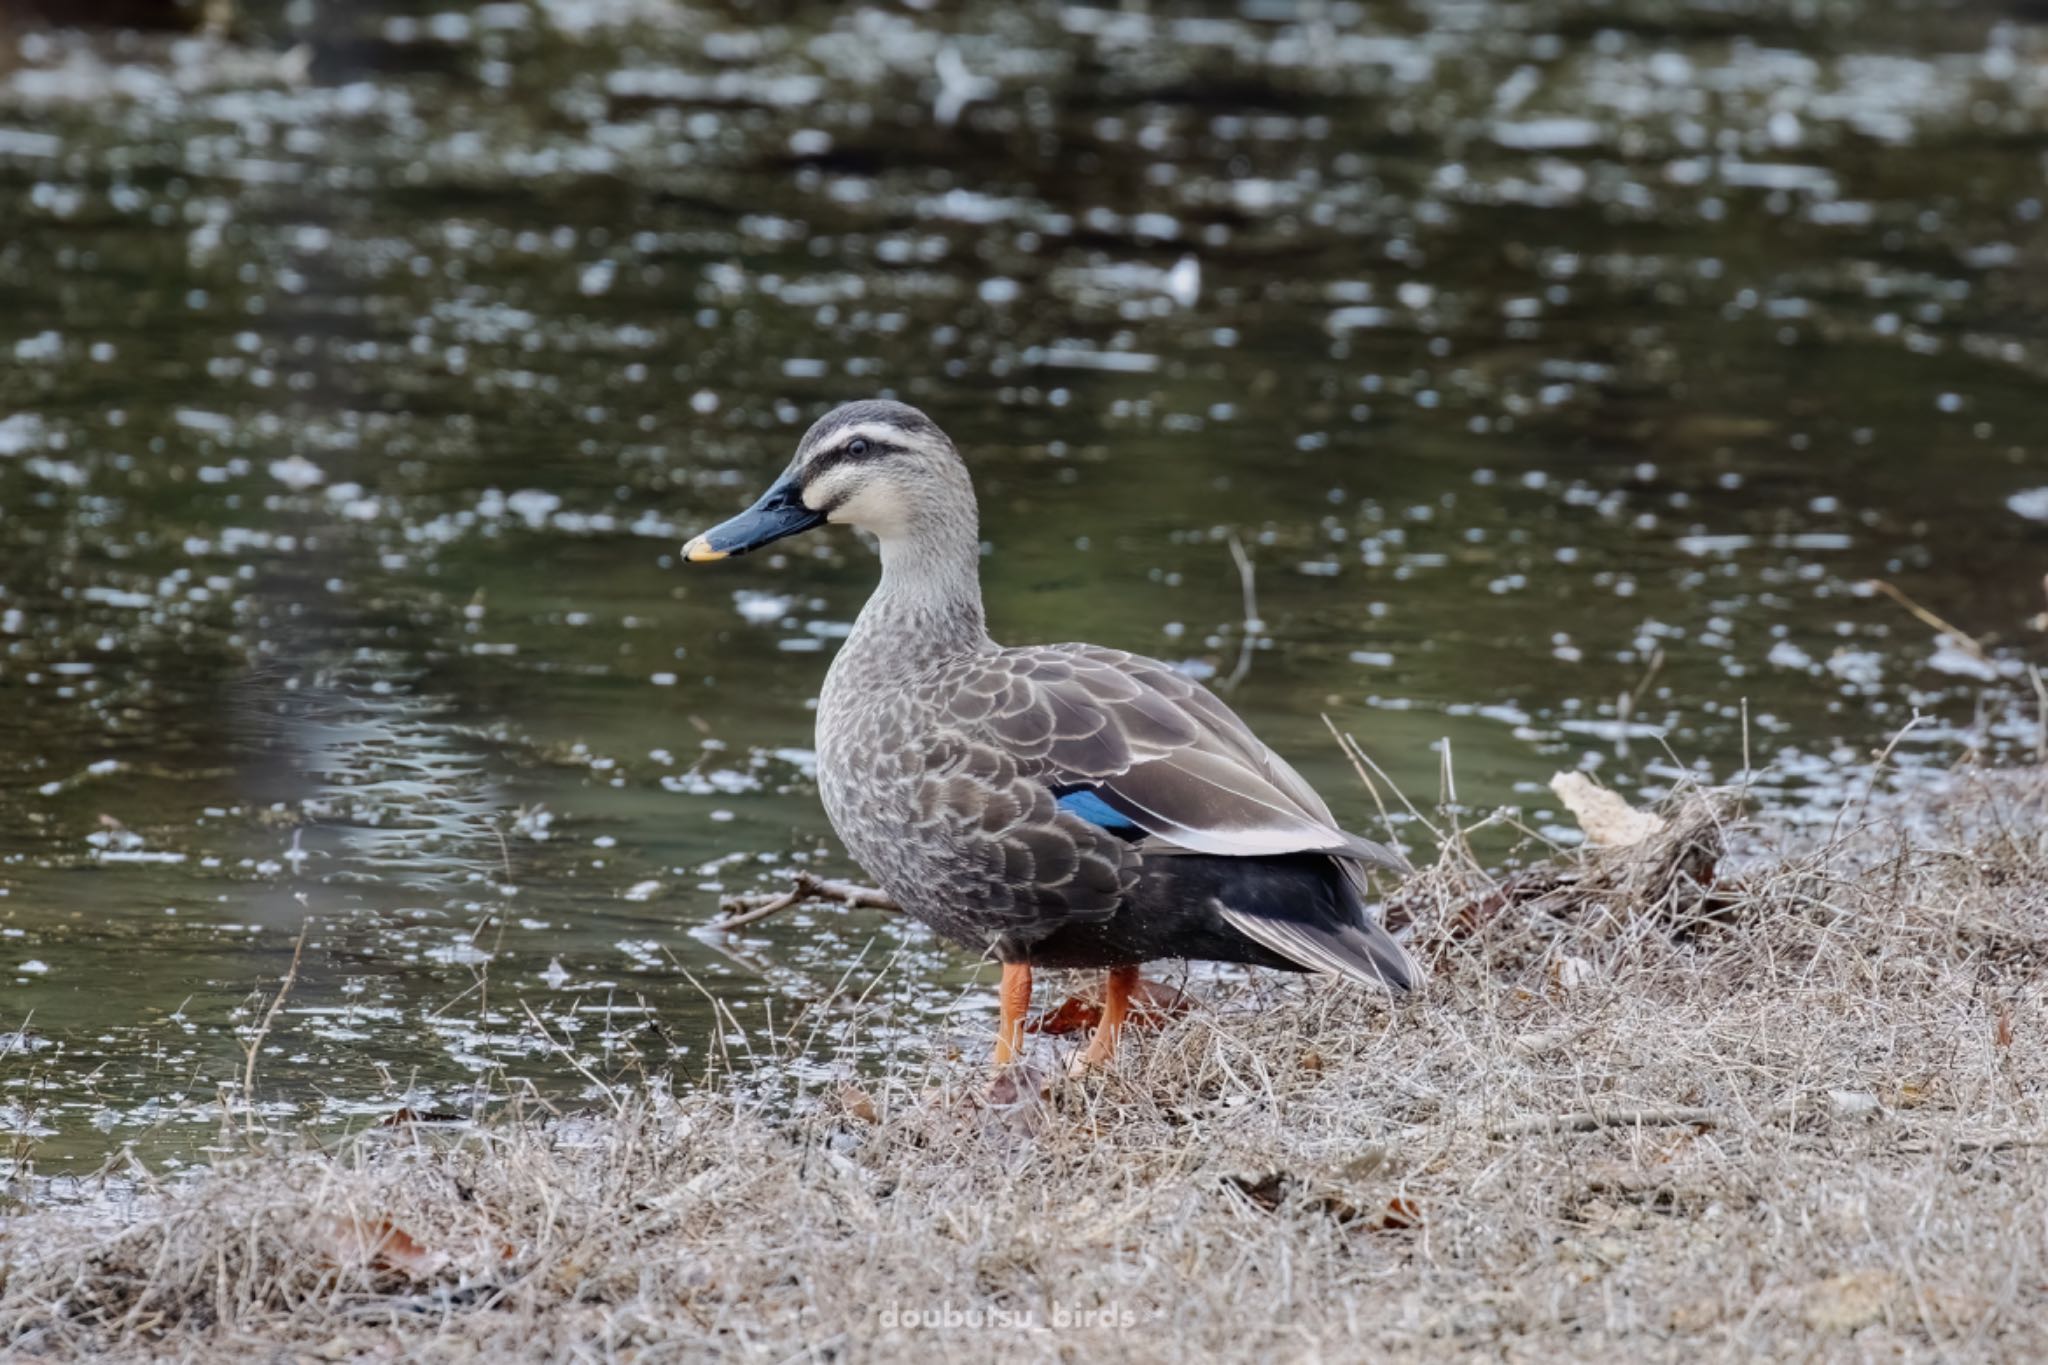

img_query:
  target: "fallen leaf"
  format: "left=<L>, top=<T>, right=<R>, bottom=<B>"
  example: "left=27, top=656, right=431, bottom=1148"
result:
left=1995, top=1007, right=2014, bottom=1049
left=837, top=1084, right=878, bottom=1124
left=1375, top=1195, right=1425, bottom=1231
left=1029, top=977, right=1192, bottom=1035
left=318, top=1216, right=446, bottom=1279
left=1029, top=994, right=1101, bottom=1036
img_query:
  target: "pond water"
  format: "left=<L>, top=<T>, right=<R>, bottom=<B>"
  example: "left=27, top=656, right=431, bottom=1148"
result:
left=1, top=0, right=2044, bottom=1176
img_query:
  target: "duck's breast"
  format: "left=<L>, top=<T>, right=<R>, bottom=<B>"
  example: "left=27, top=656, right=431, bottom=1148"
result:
left=815, top=678, right=958, bottom=920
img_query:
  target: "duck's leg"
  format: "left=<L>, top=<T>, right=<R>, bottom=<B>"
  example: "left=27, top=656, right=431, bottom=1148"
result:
left=992, top=961, right=1032, bottom=1066
left=1073, top=964, right=1140, bottom=1071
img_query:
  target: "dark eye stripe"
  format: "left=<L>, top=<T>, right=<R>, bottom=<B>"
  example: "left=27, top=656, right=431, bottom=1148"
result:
left=803, top=436, right=903, bottom=484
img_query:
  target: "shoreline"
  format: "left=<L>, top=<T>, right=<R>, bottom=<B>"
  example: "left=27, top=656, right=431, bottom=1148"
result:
left=2, top=764, right=2044, bottom=1361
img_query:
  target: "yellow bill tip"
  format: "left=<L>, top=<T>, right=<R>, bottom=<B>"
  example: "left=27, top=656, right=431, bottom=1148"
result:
left=682, top=536, right=728, bottom=563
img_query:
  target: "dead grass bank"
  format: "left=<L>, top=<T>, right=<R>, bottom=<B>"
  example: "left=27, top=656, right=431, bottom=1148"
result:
left=2, top=769, right=2046, bottom=1362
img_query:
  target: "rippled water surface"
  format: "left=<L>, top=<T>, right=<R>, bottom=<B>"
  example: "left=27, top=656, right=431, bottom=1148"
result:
left=1, top=0, right=2045, bottom=1174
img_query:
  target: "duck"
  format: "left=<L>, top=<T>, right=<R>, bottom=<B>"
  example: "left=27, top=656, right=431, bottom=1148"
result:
left=683, top=400, right=1417, bottom=1070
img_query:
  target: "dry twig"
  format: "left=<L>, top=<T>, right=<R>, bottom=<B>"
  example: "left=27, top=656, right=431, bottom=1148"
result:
left=240, top=922, right=309, bottom=1135
left=1220, top=533, right=1261, bottom=693
left=1865, top=578, right=1990, bottom=662
left=713, top=873, right=900, bottom=929
left=1489, top=1104, right=1719, bottom=1137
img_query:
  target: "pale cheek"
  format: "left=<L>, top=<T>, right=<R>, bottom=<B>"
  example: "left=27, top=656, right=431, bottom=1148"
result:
left=829, top=487, right=906, bottom=537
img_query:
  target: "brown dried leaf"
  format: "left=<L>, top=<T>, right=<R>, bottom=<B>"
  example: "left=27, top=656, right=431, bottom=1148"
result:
left=317, top=1215, right=446, bottom=1279
left=1029, top=995, right=1100, bottom=1036
left=1029, top=977, right=1192, bottom=1035
left=1375, top=1195, right=1425, bottom=1231
left=837, top=1084, right=878, bottom=1125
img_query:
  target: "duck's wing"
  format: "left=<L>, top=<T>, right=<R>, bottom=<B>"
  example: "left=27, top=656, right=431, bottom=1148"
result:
left=936, top=643, right=1409, bottom=875
left=923, top=643, right=1417, bottom=986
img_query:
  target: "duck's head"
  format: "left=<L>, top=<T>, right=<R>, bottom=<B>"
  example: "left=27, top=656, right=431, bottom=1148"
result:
left=682, top=399, right=971, bottom=563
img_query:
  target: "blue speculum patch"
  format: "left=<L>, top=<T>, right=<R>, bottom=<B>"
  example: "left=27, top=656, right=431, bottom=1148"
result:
left=1056, top=787, right=1142, bottom=833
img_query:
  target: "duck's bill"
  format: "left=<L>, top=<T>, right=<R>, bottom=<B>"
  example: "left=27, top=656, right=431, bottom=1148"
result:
left=682, top=477, right=824, bottom=562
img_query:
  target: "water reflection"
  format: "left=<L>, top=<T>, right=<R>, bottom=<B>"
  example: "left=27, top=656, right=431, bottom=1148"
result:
left=0, top=0, right=2042, bottom=1173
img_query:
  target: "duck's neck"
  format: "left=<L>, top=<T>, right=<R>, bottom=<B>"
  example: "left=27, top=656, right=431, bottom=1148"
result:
left=844, top=519, right=993, bottom=673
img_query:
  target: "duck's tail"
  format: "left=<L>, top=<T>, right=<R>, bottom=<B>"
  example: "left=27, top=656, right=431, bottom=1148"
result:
left=1214, top=903, right=1420, bottom=993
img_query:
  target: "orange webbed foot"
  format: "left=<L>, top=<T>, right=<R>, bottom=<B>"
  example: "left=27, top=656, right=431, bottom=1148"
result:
left=1069, top=965, right=1155, bottom=1074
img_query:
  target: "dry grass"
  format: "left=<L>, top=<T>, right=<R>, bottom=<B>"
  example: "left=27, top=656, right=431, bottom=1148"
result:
left=3, top=768, right=2046, bottom=1362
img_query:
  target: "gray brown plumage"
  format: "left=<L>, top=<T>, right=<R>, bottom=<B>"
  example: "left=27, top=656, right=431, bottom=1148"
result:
left=684, top=400, right=1418, bottom=1065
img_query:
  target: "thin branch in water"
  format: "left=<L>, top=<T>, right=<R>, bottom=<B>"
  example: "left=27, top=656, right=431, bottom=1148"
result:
left=1865, top=579, right=1990, bottom=662
left=1615, top=647, right=1664, bottom=761
left=1439, top=734, right=1464, bottom=850
left=2028, top=664, right=2047, bottom=764
left=1323, top=713, right=1398, bottom=848
left=1220, top=533, right=1260, bottom=693
left=241, top=921, right=309, bottom=1137
left=1628, top=646, right=1666, bottom=710
left=713, top=873, right=900, bottom=930
left=0, top=1010, right=34, bottom=1065
left=1330, top=723, right=1445, bottom=846
left=1826, top=713, right=1930, bottom=849
left=491, top=818, right=516, bottom=889
left=520, top=1000, right=623, bottom=1114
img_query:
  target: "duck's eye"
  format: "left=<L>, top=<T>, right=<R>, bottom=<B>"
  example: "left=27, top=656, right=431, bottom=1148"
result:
left=847, top=438, right=870, bottom=458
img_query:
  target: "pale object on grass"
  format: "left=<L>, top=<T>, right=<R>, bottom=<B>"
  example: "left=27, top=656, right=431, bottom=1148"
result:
left=1549, top=771, right=1668, bottom=847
